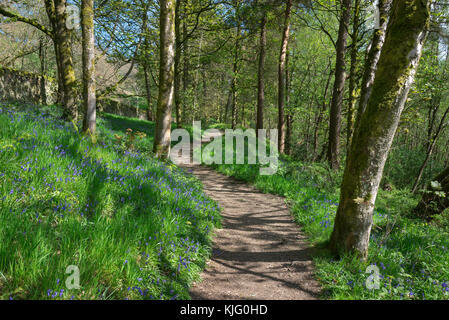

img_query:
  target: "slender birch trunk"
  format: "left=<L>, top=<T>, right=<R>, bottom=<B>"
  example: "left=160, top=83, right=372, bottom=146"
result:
left=354, top=0, right=392, bottom=132
left=81, top=0, right=96, bottom=135
left=346, top=0, right=361, bottom=151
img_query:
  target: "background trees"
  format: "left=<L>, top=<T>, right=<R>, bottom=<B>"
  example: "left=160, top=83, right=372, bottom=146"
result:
left=2, top=0, right=449, bottom=256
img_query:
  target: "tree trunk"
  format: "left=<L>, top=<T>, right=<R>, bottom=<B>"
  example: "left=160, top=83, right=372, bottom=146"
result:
left=143, top=65, right=153, bottom=121
left=224, top=86, right=232, bottom=124
left=329, top=0, right=430, bottom=259
left=256, top=11, right=267, bottom=135
left=174, top=0, right=182, bottom=127
left=39, top=38, right=47, bottom=105
left=278, top=0, right=292, bottom=154
left=182, top=0, right=189, bottom=126
left=313, top=66, right=333, bottom=162
left=53, top=0, right=77, bottom=121
left=285, top=52, right=292, bottom=155
left=346, top=0, right=361, bottom=151
left=192, top=30, right=203, bottom=120
left=354, top=0, right=392, bottom=131
left=81, top=0, right=96, bottom=135
left=141, top=2, right=153, bottom=121
left=231, top=0, right=241, bottom=129
left=327, top=0, right=352, bottom=170
left=153, top=0, right=176, bottom=159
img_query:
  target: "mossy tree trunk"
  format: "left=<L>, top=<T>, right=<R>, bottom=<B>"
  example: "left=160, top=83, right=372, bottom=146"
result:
left=153, top=0, right=176, bottom=159
left=285, top=51, right=292, bottom=156
left=278, top=0, right=292, bottom=154
left=141, top=1, right=153, bottom=121
left=39, top=38, right=47, bottom=105
left=81, top=0, right=96, bottom=135
left=174, top=0, right=182, bottom=127
left=346, top=0, right=361, bottom=151
left=53, top=0, right=77, bottom=121
left=327, top=0, right=351, bottom=170
left=414, top=166, right=449, bottom=219
left=182, top=0, right=189, bottom=126
left=329, top=0, right=430, bottom=259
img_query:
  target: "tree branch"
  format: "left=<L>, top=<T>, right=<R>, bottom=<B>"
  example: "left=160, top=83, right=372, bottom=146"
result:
left=0, top=6, right=54, bottom=39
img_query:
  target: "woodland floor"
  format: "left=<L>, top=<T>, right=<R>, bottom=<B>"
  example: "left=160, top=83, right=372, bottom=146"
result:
left=179, top=153, right=322, bottom=300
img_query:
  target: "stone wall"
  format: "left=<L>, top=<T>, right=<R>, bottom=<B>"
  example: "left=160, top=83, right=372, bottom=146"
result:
left=0, top=67, right=56, bottom=105
left=0, top=67, right=150, bottom=121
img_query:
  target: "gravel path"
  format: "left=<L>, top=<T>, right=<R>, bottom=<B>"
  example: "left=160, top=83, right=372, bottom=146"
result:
left=179, top=160, right=321, bottom=300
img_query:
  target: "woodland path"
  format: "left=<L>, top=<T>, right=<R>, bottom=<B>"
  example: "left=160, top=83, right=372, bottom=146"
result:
left=177, top=133, right=322, bottom=300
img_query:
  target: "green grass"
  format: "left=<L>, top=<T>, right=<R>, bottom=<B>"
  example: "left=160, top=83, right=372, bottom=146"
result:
left=0, top=102, right=221, bottom=300
left=205, top=140, right=449, bottom=300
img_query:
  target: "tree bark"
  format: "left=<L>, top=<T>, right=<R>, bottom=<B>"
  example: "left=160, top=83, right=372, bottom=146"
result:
left=329, top=0, right=430, bottom=259
left=39, top=38, right=47, bottom=105
left=285, top=52, right=292, bottom=156
left=143, top=65, right=153, bottom=121
left=278, top=0, right=292, bottom=154
left=53, top=0, right=77, bottom=121
left=346, top=0, right=361, bottom=151
left=231, top=0, right=241, bottom=129
left=327, top=0, right=352, bottom=170
left=354, top=0, right=392, bottom=132
left=256, top=11, right=267, bottom=135
left=81, top=0, right=96, bottom=136
left=153, top=0, right=176, bottom=159
left=182, top=0, right=189, bottom=126
left=174, top=0, right=182, bottom=127
left=141, top=2, right=153, bottom=121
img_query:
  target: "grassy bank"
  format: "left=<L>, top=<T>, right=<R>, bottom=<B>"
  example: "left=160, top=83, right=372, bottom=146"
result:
left=0, top=102, right=221, bottom=300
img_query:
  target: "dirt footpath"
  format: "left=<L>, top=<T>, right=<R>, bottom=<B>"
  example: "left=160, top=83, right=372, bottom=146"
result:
left=181, top=162, right=321, bottom=300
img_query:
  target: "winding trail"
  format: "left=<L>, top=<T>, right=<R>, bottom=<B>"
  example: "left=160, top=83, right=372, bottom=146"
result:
left=177, top=134, right=321, bottom=300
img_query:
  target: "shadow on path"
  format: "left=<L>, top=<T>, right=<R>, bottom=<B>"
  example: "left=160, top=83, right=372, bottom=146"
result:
left=180, top=161, right=321, bottom=300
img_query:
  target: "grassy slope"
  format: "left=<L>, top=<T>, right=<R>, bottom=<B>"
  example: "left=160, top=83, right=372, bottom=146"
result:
left=207, top=146, right=449, bottom=300
left=0, top=102, right=221, bottom=300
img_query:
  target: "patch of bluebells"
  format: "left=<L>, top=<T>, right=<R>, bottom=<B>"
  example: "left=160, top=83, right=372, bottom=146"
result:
left=299, top=194, right=337, bottom=233
left=0, top=104, right=221, bottom=299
